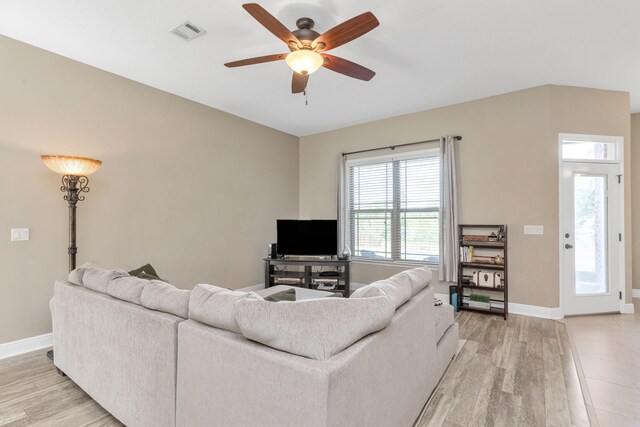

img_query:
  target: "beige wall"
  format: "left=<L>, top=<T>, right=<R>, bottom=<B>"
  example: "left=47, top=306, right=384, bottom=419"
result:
left=300, top=85, right=631, bottom=308
left=632, top=113, right=640, bottom=291
left=1, top=33, right=635, bottom=345
left=549, top=87, right=632, bottom=301
left=0, top=35, right=299, bottom=344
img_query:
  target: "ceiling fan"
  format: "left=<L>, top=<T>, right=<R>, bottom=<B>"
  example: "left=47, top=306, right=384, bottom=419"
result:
left=224, top=3, right=379, bottom=94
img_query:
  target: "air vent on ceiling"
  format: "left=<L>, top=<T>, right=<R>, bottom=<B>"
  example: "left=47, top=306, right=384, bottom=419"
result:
left=169, top=21, right=207, bottom=41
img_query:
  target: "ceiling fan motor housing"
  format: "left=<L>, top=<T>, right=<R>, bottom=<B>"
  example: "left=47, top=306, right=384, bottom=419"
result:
left=293, top=17, right=320, bottom=45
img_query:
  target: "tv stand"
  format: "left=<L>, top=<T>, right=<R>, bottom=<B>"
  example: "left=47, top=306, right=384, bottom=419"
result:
left=264, top=258, right=351, bottom=297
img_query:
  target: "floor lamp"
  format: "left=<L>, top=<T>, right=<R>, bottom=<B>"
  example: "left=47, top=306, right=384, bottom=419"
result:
left=41, top=154, right=102, bottom=362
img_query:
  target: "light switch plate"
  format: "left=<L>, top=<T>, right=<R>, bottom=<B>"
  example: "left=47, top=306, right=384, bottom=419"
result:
left=11, top=228, right=29, bottom=241
left=524, top=225, right=544, bottom=235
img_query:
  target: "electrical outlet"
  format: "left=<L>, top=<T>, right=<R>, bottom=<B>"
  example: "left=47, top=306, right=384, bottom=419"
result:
left=11, top=228, right=29, bottom=241
left=523, top=225, right=543, bottom=235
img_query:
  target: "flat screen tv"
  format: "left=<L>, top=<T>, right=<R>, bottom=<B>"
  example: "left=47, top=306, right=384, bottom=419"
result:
left=277, top=219, right=338, bottom=256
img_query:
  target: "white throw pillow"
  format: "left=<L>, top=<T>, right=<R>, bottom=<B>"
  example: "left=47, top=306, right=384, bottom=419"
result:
left=189, top=284, right=254, bottom=333
left=235, top=296, right=395, bottom=361
left=350, top=278, right=412, bottom=309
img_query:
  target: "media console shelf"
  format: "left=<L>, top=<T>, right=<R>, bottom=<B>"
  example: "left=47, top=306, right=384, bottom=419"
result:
left=264, top=258, right=351, bottom=297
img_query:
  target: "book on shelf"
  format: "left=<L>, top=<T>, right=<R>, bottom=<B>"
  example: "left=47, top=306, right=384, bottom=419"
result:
left=459, top=246, right=474, bottom=262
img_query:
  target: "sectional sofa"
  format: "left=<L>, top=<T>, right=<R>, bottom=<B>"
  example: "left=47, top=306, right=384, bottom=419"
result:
left=50, top=264, right=458, bottom=426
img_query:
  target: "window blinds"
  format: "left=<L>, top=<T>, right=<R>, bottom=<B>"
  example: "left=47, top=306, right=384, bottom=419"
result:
left=348, top=152, right=440, bottom=263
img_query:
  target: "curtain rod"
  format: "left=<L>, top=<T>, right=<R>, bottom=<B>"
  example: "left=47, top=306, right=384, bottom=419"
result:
left=341, top=135, right=462, bottom=157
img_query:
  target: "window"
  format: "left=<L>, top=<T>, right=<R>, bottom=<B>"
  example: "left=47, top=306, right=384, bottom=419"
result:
left=561, top=135, right=619, bottom=162
left=346, top=150, right=440, bottom=264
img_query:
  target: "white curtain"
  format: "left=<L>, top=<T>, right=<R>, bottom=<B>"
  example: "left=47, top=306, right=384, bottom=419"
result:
left=439, top=136, right=459, bottom=283
left=337, top=154, right=348, bottom=255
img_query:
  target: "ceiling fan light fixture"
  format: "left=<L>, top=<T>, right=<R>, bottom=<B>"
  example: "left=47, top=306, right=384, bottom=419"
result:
left=285, top=49, right=323, bottom=76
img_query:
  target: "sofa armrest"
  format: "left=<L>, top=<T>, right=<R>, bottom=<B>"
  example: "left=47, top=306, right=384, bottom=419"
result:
left=53, top=280, right=182, bottom=427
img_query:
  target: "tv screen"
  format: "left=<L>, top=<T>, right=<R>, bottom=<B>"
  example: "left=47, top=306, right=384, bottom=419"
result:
left=277, top=220, right=338, bottom=256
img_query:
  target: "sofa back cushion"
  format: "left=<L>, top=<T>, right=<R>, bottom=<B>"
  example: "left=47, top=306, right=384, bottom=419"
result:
left=107, top=276, right=151, bottom=305
left=350, top=278, right=412, bottom=309
left=391, top=267, right=432, bottom=297
left=68, top=261, right=103, bottom=286
left=188, top=284, right=251, bottom=333
left=235, top=296, right=395, bottom=361
left=83, top=267, right=129, bottom=294
left=141, top=281, right=191, bottom=319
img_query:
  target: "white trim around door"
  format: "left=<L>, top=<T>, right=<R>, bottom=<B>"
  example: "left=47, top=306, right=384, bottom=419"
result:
left=558, top=134, right=625, bottom=316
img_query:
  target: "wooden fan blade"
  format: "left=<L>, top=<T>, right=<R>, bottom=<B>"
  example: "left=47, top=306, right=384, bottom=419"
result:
left=321, top=54, right=375, bottom=81
left=243, top=3, right=301, bottom=48
left=292, top=72, right=309, bottom=93
left=312, top=12, right=379, bottom=52
left=224, top=53, right=288, bottom=68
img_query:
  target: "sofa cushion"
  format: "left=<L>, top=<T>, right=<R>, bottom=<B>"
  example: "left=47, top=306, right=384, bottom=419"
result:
left=141, top=281, right=191, bottom=319
left=68, top=261, right=103, bottom=286
left=235, top=295, right=395, bottom=361
left=350, top=278, right=412, bottom=309
left=392, top=267, right=433, bottom=297
left=189, top=284, right=252, bottom=333
left=83, top=267, right=129, bottom=294
left=107, top=276, right=150, bottom=305
left=435, top=303, right=455, bottom=341
left=404, top=267, right=433, bottom=296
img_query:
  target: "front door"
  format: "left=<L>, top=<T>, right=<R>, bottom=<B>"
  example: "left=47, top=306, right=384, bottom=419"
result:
left=561, top=162, right=621, bottom=315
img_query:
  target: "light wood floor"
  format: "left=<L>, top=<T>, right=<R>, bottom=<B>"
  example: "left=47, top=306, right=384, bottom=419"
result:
left=561, top=299, right=640, bottom=427
left=418, top=311, right=590, bottom=427
left=0, top=311, right=591, bottom=427
left=0, top=350, right=121, bottom=426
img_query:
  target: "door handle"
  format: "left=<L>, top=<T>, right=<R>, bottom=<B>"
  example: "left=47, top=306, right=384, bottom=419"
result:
left=565, top=244, right=573, bottom=249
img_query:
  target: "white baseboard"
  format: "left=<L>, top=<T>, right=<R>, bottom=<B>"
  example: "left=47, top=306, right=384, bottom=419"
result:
left=621, top=303, right=635, bottom=314
left=632, top=289, right=640, bottom=299
left=508, top=303, right=563, bottom=319
left=0, top=333, right=52, bottom=360
left=238, top=283, right=266, bottom=292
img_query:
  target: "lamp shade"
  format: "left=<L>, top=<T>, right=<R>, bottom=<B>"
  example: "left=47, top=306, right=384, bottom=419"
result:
left=285, top=49, right=324, bottom=76
left=41, top=155, right=102, bottom=176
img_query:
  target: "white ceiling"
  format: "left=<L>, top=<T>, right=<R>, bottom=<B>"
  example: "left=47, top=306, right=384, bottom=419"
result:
left=1, top=0, right=640, bottom=136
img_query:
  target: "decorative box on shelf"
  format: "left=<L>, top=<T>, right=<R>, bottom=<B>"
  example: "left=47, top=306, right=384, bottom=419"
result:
left=464, top=235, right=489, bottom=242
left=468, top=300, right=491, bottom=310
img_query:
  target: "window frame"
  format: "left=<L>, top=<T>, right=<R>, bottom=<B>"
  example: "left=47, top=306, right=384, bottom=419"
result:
left=560, top=133, right=622, bottom=164
left=345, top=148, right=440, bottom=266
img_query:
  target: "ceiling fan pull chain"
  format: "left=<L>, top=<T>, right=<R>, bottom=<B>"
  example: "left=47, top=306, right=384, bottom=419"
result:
left=304, top=89, right=308, bottom=106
